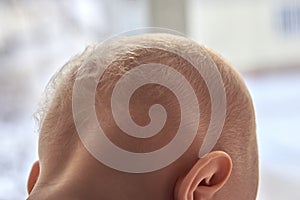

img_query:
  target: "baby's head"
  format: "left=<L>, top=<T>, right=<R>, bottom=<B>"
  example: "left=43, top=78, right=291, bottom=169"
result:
left=27, top=34, right=258, bottom=200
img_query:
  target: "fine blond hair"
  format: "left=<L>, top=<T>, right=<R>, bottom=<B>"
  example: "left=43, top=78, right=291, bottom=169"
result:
left=35, top=34, right=258, bottom=199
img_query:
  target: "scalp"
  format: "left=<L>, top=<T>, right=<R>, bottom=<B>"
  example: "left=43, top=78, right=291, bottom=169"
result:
left=36, top=33, right=258, bottom=198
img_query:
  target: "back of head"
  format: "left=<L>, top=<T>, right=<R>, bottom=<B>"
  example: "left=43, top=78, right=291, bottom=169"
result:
left=31, top=33, right=258, bottom=200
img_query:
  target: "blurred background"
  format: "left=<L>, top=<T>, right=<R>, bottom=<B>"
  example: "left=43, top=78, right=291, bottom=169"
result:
left=0, top=0, right=299, bottom=199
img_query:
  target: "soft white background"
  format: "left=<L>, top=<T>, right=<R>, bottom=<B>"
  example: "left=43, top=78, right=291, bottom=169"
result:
left=0, top=0, right=299, bottom=199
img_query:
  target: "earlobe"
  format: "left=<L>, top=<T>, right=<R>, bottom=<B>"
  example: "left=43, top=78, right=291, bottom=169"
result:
left=174, top=151, right=232, bottom=200
left=27, top=161, right=40, bottom=195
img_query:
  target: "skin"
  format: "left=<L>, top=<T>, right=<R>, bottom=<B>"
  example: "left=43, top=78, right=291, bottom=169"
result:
left=27, top=34, right=258, bottom=200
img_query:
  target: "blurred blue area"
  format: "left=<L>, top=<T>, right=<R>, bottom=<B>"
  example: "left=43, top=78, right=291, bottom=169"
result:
left=0, top=0, right=299, bottom=199
left=245, top=72, right=300, bottom=199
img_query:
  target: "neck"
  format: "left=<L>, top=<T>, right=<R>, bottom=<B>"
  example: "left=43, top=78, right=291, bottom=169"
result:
left=28, top=176, right=172, bottom=200
left=28, top=153, right=174, bottom=200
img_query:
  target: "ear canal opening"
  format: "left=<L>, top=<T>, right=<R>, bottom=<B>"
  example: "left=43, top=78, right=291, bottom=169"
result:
left=199, top=179, right=208, bottom=186
left=198, top=174, right=217, bottom=187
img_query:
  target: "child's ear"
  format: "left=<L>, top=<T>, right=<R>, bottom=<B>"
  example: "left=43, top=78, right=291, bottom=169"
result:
left=27, top=161, right=40, bottom=195
left=174, top=151, right=232, bottom=200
